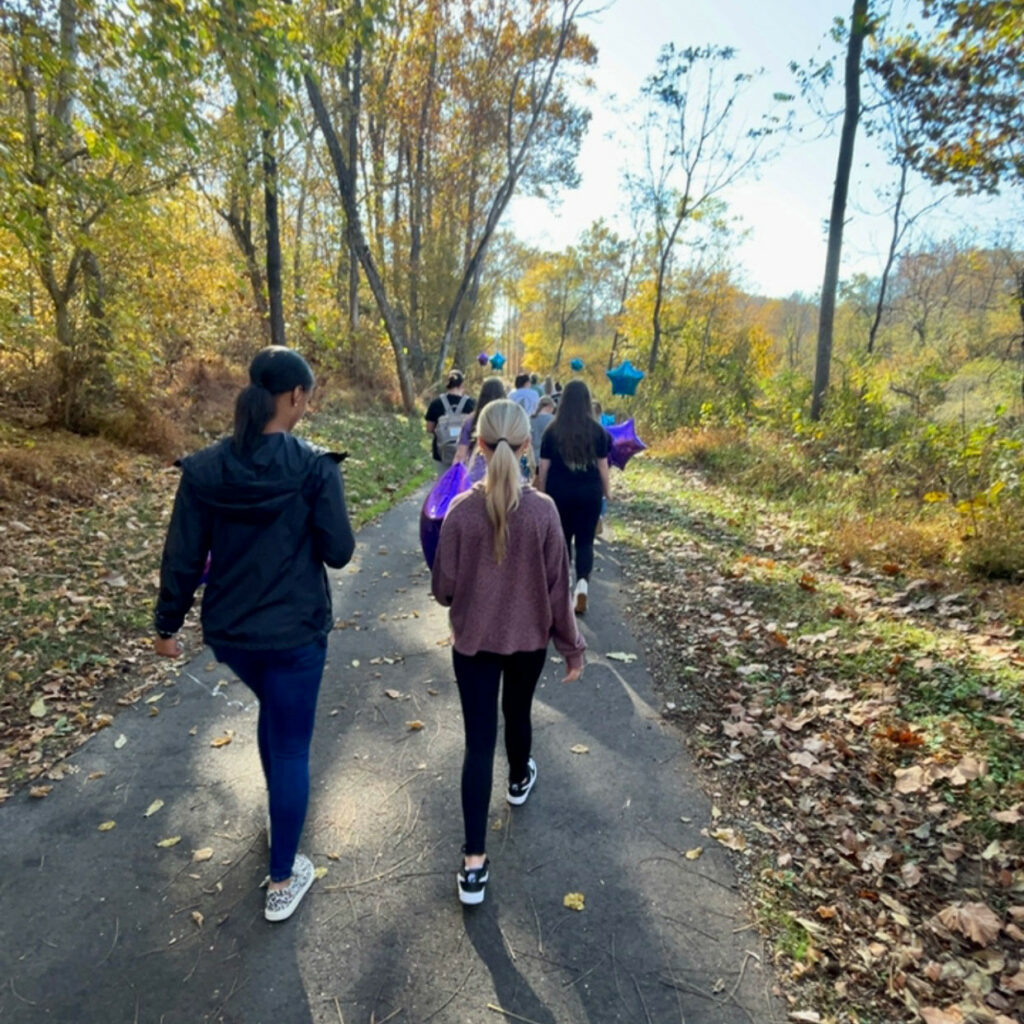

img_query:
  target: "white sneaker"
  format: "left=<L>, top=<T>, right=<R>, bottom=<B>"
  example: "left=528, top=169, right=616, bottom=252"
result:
left=574, top=578, right=588, bottom=615
left=264, top=853, right=315, bottom=922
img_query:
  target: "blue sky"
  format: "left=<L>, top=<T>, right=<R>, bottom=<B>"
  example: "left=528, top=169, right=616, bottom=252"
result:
left=507, top=0, right=1017, bottom=298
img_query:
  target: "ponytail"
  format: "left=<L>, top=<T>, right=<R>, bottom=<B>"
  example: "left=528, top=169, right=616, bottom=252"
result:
left=477, top=399, right=531, bottom=564
left=232, top=346, right=316, bottom=458
left=233, top=384, right=277, bottom=457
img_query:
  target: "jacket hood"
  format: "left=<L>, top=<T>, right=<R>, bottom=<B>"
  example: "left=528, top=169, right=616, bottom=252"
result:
left=179, top=434, right=342, bottom=521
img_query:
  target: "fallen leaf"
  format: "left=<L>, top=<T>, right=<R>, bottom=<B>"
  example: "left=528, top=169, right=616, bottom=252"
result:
left=606, top=651, right=637, bottom=663
left=920, top=1009, right=964, bottom=1024
left=710, top=827, right=747, bottom=852
left=114, top=733, right=127, bottom=749
left=191, top=910, right=204, bottom=928
left=29, top=697, right=47, bottom=718
left=815, top=905, right=837, bottom=920
left=87, top=771, right=106, bottom=781
left=934, top=902, right=1002, bottom=946
left=313, top=865, right=328, bottom=880
left=156, top=836, right=181, bottom=848
left=192, top=847, right=214, bottom=862
left=991, top=805, right=1023, bottom=824
left=788, top=1013, right=822, bottom=1023
left=98, top=820, right=116, bottom=831
left=384, top=688, right=402, bottom=699
left=893, top=765, right=927, bottom=794
left=563, top=892, right=585, bottom=911
left=406, top=720, right=424, bottom=731
left=143, top=799, right=164, bottom=818
left=210, top=731, right=234, bottom=748
left=685, top=847, right=703, bottom=860
left=29, top=785, right=52, bottom=798
left=569, top=744, right=590, bottom=754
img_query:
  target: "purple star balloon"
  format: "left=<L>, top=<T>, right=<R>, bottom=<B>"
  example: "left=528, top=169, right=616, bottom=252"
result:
left=606, top=418, right=647, bottom=470
left=477, top=352, right=490, bottom=366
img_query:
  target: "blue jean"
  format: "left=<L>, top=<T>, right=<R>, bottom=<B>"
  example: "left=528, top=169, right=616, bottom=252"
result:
left=213, top=640, right=327, bottom=881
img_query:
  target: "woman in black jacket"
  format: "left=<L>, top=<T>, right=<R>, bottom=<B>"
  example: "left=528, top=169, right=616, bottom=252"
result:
left=154, top=346, right=355, bottom=922
left=537, top=379, right=611, bottom=615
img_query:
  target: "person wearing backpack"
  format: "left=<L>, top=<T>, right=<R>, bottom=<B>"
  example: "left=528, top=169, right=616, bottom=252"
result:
left=425, top=370, right=475, bottom=471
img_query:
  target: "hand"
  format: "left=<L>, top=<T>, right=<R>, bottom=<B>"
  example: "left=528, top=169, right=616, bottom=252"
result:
left=562, top=664, right=583, bottom=683
left=154, top=635, right=183, bottom=658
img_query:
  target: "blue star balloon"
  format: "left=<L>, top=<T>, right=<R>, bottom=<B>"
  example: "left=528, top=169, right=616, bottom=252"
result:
left=489, top=351, right=506, bottom=370
left=600, top=413, right=615, bottom=427
left=606, top=359, right=645, bottom=396
left=606, top=418, right=647, bottom=470
left=477, top=352, right=490, bottom=366
left=570, top=357, right=584, bottom=371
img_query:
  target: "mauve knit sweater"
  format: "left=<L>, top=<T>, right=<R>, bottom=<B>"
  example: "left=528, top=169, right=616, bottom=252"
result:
left=431, top=484, right=586, bottom=671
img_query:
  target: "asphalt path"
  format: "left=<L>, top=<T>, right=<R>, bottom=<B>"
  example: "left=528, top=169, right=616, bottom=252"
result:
left=0, top=488, right=779, bottom=1023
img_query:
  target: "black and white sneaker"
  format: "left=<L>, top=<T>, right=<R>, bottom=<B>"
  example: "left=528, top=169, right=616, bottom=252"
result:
left=457, top=857, right=489, bottom=905
left=507, top=756, right=538, bottom=806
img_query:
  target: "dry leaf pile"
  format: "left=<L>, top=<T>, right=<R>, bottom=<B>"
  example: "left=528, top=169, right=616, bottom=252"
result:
left=614, top=461, right=1024, bottom=1024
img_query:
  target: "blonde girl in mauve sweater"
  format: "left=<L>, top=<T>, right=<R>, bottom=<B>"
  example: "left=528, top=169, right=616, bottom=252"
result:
left=431, top=399, right=585, bottom=906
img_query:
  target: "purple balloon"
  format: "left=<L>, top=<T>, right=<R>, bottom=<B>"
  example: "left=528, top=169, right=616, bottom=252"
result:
left=606, top=418, right=647, bottom=470
left=477, top=352, right=490, bottom=366
left=420, top=462, right=471, bottom=567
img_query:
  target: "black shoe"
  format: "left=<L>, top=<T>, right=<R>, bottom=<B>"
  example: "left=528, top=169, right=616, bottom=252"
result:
left=507, top=756, right=537, bottom=806
left=457, top=856, right=489, bottom=906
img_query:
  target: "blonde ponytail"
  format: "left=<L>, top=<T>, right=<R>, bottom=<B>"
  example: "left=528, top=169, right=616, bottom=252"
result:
left=477, top=399, right=531, bottom=563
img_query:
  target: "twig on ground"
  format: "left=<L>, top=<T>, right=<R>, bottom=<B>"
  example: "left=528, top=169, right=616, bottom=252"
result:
left=630, top=970, right=654, bottom=1024
left=333, top=995, right=345, bottom=1024
left=497, top=918, right=517, bottom=963
left=8, top=978, right=37, bottom=1005
left=383, top=771, right=423, bottom=802
left=725, top=950, right=759, bottom=1004
left=96, top=916, right=120, bottom=966
left=486, top=1005, right=545, bottom=1024
left=529, top=895, right=543, bottom=955
left=562, top=954, right=605, bottom=989
left=374, top=1007, right=402, bottom=1023
left=182, top=946, right=202, bottom=983
left=422, top=964, right=474, bottom=1022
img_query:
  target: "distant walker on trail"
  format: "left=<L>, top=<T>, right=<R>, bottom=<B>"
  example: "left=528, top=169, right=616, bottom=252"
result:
left=431, top=399, right=585, bottom=906
left=425, top=370, right=475, bottom=470
left=152, top=345, right=355, bottom=923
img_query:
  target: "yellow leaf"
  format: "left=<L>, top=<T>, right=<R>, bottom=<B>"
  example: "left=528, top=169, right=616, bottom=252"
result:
left=98, top=820, right=117, bottom=831
left=313, top=866, right=328, bottom=880
left=709, top=827, right=747, bottom=852
left=29, top=697, right=47, bottom=718
left=156, top=836, right=181, bottom=848
left=210, top=731, right=234, bottom=748
left=569, top=744, right=590, bottom=754
left=563, top=892, right=585, bottom=911
left=143, top=799, right=164, bottom=817
left=192, top=847, right=214, bottom=862
left=685, top=847, right=703, bottom=860
left=922, top=491, right=948, bottom=503
left=406, top=720, right=424, bottom=731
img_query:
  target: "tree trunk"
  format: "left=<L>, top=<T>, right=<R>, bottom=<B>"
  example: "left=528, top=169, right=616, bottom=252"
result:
left=648, top=208, right=686, bottom=374
left=810, top=0, right=869, bottom=420
left=304, top=68, right=417, bottom=411
left=868, top=156, right=907, bottom=354
left=262, top=128, right=286, bottom=347
left=345, top=41, right=362, bottom=331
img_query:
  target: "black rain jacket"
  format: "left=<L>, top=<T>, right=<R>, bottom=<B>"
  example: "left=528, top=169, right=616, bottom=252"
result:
left=154, top=432, right=356, bottom=650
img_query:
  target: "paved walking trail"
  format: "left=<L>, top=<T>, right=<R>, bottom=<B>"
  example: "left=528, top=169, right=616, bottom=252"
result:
left=0, top=491, right=779, bottom=1023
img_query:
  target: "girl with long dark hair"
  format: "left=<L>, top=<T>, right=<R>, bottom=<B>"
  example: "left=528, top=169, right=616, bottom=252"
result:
left=154, top=346, right=355, bottom=922
left=432, top=400, right=584, bottom=905
left=537, top=379, right=611, bottom=615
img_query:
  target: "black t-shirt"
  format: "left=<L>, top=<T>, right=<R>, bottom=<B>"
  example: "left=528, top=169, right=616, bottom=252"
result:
left=425, top=392, right=475, bottom=460
left=540, top=420, right=611, bottom=495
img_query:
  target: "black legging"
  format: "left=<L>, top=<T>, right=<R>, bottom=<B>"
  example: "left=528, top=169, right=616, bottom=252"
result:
left=453, top=648, right=547, bottom=855
left=549, top=488, right=602, bottom=581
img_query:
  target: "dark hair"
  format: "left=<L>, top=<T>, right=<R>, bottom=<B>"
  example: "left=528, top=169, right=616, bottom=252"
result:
left=467, top=376, right=506, bottom=439
left=446, top=369, right=465, bottom=390
left=548, top=379, right=599, bottom=471
left=233, top=346, right=315, bottom=457
left=514, top=372, right=530, bottom=389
